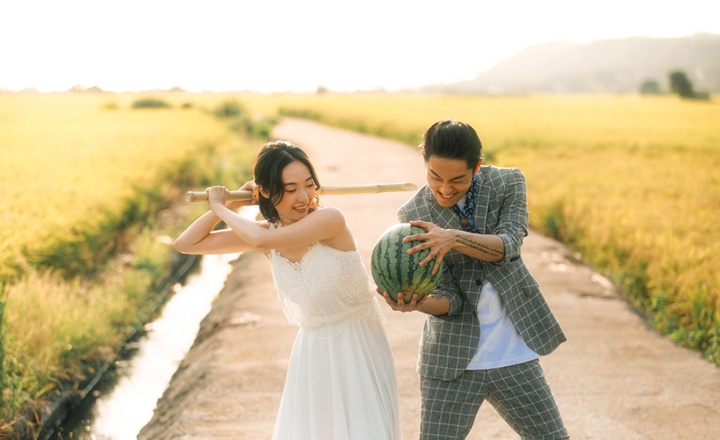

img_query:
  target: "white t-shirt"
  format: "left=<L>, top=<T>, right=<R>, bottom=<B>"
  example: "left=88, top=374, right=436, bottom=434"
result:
left=467, top=281, right=539, bottom=370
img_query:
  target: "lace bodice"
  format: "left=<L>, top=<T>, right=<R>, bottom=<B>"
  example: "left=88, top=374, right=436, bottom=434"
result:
left=269, top=243, right=383, bottom=333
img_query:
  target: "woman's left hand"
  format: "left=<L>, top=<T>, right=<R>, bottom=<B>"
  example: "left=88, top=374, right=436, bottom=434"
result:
left=206, top=186, right=229, bottom=208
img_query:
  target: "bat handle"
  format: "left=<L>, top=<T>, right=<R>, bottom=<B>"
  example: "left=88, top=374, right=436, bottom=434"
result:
left=184, top=190, right=253, bottom=203
left=184, top=182, right=418, bottom=203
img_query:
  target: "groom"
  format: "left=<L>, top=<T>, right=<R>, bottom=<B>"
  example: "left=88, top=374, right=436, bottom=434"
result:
left=379, top=119, right=569, bottom=439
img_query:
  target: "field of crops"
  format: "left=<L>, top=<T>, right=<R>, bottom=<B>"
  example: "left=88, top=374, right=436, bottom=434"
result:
left=1, top=93, right=232, bottom=277
left=2, top=90, right=718, bottom=435
left=237, top=92, right=720, bottom=364
left=0, top=92, right=260, bottom=435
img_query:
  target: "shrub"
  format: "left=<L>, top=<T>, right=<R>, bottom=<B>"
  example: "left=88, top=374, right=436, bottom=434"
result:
left=639, top=79, right=662, bottom=95
left=131, top=98, right=172, bottom=109
left=102, top=100, right=119, bottom=110
left=213, top=99, right=246, bottom=118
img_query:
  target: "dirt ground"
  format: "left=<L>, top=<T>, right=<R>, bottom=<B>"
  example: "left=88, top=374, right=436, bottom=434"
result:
left=138, top=118, right=720, bottom=439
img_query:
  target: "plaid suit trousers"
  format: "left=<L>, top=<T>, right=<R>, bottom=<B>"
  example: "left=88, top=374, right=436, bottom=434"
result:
left=420, top=360, right=568, bottom=440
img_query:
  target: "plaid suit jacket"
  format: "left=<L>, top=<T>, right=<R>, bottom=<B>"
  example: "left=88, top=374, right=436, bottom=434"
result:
left=398, top=166, right=566, bottom=380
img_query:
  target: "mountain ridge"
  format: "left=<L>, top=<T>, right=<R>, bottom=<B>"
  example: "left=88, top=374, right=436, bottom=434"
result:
left=419, top=34, right=720, bottom=94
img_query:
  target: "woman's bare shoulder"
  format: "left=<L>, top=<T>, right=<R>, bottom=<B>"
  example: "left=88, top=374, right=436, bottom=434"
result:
left=312, top=206, right=355, bottom=251
left=309, top=205, right=346, bottom=221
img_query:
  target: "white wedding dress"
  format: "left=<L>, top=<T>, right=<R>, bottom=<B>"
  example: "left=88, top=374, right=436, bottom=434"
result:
left=269, top=242, right=402, bottom=440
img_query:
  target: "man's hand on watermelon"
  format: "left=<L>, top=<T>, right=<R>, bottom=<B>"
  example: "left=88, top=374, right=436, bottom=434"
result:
left=376, top=287, right=450, bottom=316
left=406, top=220, right=505, bottom=266
left=404, top=220, right=454, bottom=275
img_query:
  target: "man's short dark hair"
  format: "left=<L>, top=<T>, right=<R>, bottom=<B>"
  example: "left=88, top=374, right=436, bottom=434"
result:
left=420, top=119, right=483, bottom=170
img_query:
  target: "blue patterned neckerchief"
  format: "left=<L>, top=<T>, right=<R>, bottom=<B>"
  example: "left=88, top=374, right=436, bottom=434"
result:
left=452, top=174, right=480, bottom=233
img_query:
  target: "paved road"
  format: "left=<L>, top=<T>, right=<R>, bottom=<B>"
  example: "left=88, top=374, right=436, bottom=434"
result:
left=139, top=118, right=720, bottom=439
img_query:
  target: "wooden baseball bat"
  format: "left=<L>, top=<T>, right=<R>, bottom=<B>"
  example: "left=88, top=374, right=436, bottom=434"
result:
left=185, top=182, right=418, bottom=203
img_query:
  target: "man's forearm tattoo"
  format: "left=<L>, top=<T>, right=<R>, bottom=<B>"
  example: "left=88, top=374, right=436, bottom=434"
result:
left=456, top=236, right=503, bottom=257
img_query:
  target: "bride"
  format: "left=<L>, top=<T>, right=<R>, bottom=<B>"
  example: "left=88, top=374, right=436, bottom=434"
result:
left=175, top=140, right=402, bottom=439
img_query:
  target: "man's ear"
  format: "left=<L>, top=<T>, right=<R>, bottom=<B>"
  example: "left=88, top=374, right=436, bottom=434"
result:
left=474, top=160, right=484, bottom=174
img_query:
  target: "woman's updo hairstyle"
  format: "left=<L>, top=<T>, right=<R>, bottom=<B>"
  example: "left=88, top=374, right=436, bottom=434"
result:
left=253, top=140, right=321, bottom=224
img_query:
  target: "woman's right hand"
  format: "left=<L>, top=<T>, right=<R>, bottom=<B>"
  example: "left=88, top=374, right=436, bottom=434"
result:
left=224, top=181, right=258, bottom=211
left=239, top=181, right=258, bottom=199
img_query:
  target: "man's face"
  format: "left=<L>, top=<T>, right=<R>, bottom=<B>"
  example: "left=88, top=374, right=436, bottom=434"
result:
left=425, top=155, right=476, bottom=208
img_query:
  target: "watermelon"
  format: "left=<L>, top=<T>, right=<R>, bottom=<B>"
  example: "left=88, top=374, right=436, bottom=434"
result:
left=371, top=223, right=444, bottom=303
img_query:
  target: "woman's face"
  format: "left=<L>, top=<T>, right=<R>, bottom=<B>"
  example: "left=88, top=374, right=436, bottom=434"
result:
left=272, top=160, right=317, bottom=224
left=425, top=155, right=475, bottom=208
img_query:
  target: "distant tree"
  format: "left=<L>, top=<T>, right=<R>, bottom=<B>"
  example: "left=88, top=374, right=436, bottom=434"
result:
left=639, top=79, right=662, bottom=95
left=669, top=71, right=695, bottom=98
left=315, top=85, right=329, bottom=94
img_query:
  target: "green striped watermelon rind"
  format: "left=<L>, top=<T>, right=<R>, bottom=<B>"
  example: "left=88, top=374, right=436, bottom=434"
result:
left=371, top=223, right=444, bottom=303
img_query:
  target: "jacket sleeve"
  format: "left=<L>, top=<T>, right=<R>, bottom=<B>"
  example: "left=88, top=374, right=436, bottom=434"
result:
left=490, top=168, right=529, bottom=267
left=431, top=267, right=464, bottom=317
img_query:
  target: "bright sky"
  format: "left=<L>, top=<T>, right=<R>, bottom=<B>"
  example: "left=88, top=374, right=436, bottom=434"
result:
left=2, top=0, right=719, bottom=93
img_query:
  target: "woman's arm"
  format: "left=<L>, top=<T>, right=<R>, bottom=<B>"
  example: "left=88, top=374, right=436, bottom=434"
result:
left=207, top=186, right=350, bottom=251
left=174, top=183, right=258, bottom=255
left=174, top=210, right=259, bottom=255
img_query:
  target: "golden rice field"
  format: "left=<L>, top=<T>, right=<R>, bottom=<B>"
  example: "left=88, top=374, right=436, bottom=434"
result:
left=0, top=92, right=258, bottom=435
left=238, top=92, right=720, bottom=363
left=0, top=93, right=238, bottom=280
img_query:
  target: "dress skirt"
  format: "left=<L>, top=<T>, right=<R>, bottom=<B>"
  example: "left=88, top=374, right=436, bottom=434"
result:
left=272, top=319, right=402, bottom=440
